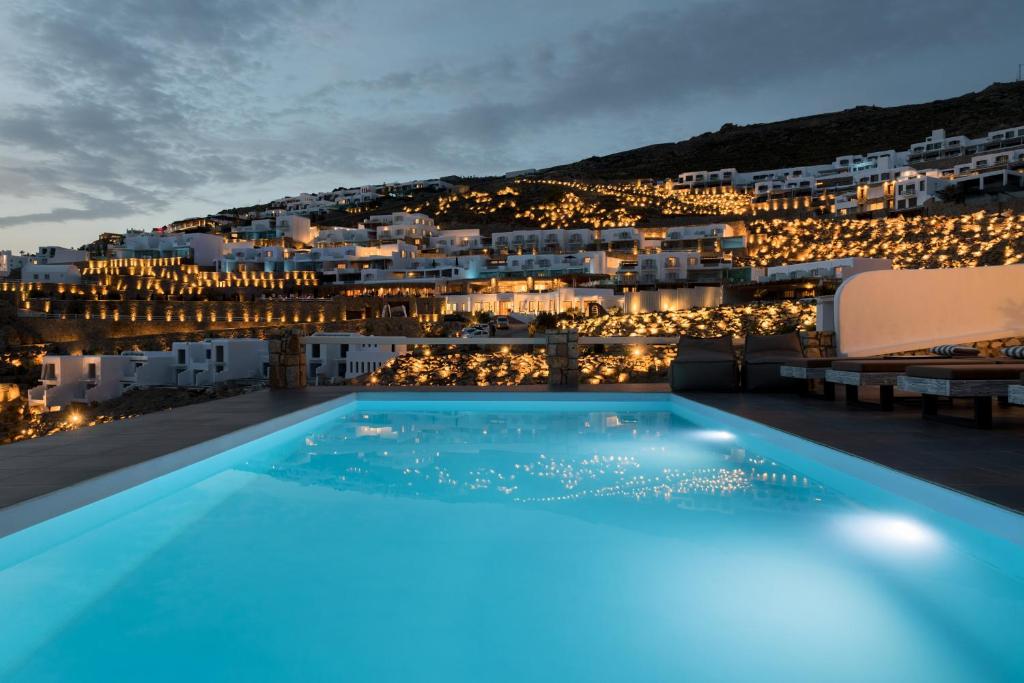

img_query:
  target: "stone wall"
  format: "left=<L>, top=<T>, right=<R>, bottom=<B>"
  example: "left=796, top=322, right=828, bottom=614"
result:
left=798, top=331, right=836, bottom=358
left=268, top=328, right=308, bottom=389
left=546, top=329, right=580, bottom=388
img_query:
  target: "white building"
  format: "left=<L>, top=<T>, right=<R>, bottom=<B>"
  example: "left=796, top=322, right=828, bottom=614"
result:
left=29, top=355, right=131, bottom=411
left=362, top=213, right=438, bottom=243
left=443, top=287, right=621, bottom=316
left=0, top=251, right=20, bottom=277
left=305, top=332, right=406, bottom=384
left=892, top=172, right=952, bottom=212
left=314, top=227, right=373, bottom=245
left=236, top=215, right=314, bottom=245
left=429, top=229, right=483, bottom=253
left=172, top=339, right=269, bottom=387
left=29, top=246, right=88, bottom=265
left=600, top=227, right=647, bottom=251
left=627, top=251, right=701, bottom=285
left=119, top=351, right=178, bottom=389
left=497, top=251, right=617, bottom=277
left=753, top=257, right=893, bottom=283
left=907, top=126, right=1024, bottom=165
left=276, top=215, right=316, bottom=244
left=276, top=193, right=338, bottom=216
left=29, top=340, right=271, bottom=411
left=491, top=228, right=599, bottom=253
left=21, top=263, right=82, bottom=284
left=116, top=232, right=227, bottom=267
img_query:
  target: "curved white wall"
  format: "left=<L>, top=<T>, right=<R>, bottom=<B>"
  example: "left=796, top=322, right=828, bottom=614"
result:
left=834, top=265, right=1024, bottom=357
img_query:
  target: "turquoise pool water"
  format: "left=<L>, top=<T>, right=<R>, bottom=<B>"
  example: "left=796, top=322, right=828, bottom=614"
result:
left=0, top=394, right=1022, bottom=681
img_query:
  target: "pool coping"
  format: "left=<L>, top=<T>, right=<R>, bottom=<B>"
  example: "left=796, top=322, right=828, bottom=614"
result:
left=0, top=390, right=1021, bottom=547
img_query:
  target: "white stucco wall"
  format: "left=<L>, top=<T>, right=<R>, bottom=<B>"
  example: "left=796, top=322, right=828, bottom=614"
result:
left=834, top=264, right=1024, bottom=356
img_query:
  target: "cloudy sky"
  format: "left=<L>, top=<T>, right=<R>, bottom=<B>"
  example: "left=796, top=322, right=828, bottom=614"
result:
left=0, top=0, right=1020, bottom=251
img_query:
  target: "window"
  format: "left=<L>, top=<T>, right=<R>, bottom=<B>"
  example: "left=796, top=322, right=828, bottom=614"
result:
left=215, top=346, right=224, bottom=363
left=177, top=349, right=186, bottom=364
left=87, top=363, right=97, bottom=379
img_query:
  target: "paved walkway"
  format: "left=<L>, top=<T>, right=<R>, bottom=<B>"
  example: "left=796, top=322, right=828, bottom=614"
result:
left=0, top=388, right=350, bottom=509
left=690, top=390, right=1024, bottom=512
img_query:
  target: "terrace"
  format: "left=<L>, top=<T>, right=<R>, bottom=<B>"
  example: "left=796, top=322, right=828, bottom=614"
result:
left=2, top=272, right=1023, bottom=678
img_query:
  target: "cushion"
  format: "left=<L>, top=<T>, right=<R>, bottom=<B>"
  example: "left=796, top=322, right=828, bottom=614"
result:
left=675, top=335, right=735, bottom=362
left=930, top=344, right=981, bottom=357
left=832, top=358, right=995, bottom=373
left=1002, top=346, right=1024, bottom=359
left=744, top=332, right=804, bottom=361
left=906, top=364, right=1024, bottom=380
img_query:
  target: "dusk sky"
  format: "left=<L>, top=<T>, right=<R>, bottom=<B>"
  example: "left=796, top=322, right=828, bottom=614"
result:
left=0, top=0, right=1020, bottom=252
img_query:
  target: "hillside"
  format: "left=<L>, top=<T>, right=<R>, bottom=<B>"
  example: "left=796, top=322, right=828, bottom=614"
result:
left=543, top=82, right=1024, bottom=180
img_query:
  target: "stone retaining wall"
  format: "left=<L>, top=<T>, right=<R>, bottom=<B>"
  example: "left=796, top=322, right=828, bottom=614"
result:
left=546, top=329, right=579, bottom=388
left=268, top=328, right=307, bottom=389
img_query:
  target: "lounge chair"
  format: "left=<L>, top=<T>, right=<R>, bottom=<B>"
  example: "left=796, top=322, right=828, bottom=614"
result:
left=743, top=332, right=804, bottom=391
left=778, top=357, right=839, bottom=399
left=896, top=364, right=1024, bottom=428
left=670, top=335, right=738, bottom=392
left=825, top=357, right=1003, bottom=410
left=780, top=354, right=945, bottom=399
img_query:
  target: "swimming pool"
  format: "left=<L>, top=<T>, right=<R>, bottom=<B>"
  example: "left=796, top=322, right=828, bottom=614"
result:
left=0, top=392, right=1021, bottom=681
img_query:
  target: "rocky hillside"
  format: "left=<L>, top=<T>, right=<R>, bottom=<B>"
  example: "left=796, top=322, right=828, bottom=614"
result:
left=544, top=82, right=1024, bottom=180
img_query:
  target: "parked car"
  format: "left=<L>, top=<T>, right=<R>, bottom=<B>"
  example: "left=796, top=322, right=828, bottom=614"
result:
left=460, top=327, right=489, bottom=338
left=494, top=315, right=510, bottom=330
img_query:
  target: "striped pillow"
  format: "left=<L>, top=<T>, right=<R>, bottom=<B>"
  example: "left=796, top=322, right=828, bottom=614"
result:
left=1002, top=346, right=1024, bottom=359
left=930, top=344, right=980, bottom=357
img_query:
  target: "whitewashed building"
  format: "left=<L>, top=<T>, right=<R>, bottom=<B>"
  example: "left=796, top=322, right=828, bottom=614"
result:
left=429, top=229, right=483, bottom=253
left=753, top=257, right=893, bottom=283
left=305, top=333, right=406, bottom=384
left=172, top=339, right=269, bottom=387
left=116, top=233, right=227, bottom=267
left=21, top=263, right=81, bottom=284
left=29, top=246, right=88, bottom=265
left=443, top=287, right=621, bottom=316
left=29, top=355, right=131, bottom=411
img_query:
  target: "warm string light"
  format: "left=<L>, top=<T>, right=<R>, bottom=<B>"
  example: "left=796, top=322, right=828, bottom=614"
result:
left=366, top=301, right=814, bottom=386
left=744, top=210, right=1024, bottom=268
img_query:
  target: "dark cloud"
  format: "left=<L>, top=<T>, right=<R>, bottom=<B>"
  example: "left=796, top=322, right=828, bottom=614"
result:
left=0, top=0, right=1021, bottom=243
left=0, top=0, right=335, bottom=231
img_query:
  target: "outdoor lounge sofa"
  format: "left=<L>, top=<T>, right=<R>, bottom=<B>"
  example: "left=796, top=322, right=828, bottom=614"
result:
left=896, top=364, right=1024, bottom=428
left=670, top=335, right=738, bottom=392
left=1009, top=375, right=1024, bottom=407
left=742, top=332, right=804, bottom=391
left=824, top=357, right=1005, bottom=410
